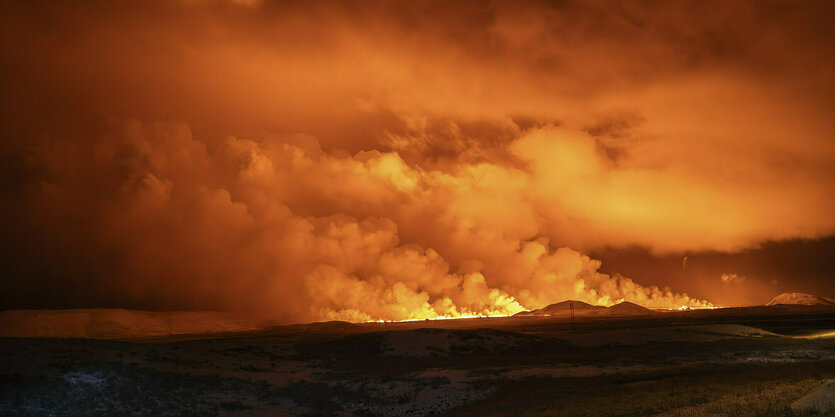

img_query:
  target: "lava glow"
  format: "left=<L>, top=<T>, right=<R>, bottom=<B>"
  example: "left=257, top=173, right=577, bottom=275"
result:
left=673, top=305, right=721, bottom=311
left=368, top=314, right=513, bottom=324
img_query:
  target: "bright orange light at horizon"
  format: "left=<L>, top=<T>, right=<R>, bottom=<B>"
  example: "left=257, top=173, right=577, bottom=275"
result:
left=367, top=314, right=514, bottom=324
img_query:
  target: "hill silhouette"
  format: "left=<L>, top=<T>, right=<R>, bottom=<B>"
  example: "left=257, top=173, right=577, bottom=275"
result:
left=767, top=292, right=835, bottom=306
left=515, top=300, right=654, bottom=316
left=607, top=301, right=654, bottom=315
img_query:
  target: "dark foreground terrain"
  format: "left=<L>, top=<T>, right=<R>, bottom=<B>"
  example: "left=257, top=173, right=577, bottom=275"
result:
left=2, top=306, right=835, bottom=416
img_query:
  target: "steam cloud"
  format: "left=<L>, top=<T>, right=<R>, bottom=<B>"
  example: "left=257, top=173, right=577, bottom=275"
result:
left=721, top=274, right=747, bottom=285
left=1, top=0, right=833, bottom=319
left=14, top=122, right=713, bottom=322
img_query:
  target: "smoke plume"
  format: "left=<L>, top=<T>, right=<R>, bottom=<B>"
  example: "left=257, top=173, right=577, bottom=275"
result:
left=1, top=0, right=833, bottom=319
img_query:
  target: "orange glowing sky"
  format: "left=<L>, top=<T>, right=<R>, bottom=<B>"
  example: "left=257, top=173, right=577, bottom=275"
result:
left=0, top=0, right=833, bottom=322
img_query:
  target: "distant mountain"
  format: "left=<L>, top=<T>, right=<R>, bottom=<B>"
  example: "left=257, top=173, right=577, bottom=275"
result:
left=766, top=292, right=835, bottom=306
left=515, top=300, right=654, bottom=316
left=537, top=300, right=606, bottom=314
left=607, top=301, right=654, bottom=315
left=0, top=309, right=263, bottom=339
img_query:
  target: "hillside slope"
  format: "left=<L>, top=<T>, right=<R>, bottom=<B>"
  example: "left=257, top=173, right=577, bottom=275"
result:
left=0, top=309, right=263, bottom=338
left=766, top=293, right=835, bottom=306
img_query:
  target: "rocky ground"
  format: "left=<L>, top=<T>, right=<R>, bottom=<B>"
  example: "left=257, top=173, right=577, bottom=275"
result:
left=2, top=307, right=835, bottom=416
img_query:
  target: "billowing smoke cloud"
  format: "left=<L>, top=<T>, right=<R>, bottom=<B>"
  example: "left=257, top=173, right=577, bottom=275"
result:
left=1, top=0, right=833, bottom=318
left=721, top=274, right=746, bottom=285
left=7, top=122, right=712, bottom=321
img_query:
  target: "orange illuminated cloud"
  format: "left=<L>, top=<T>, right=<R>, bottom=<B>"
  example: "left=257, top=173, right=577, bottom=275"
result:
left=0, top=0, right=832, bottom=320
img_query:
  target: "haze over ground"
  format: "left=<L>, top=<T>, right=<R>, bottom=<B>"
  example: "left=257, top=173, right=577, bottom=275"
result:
left=0, top=0, right=833, bottom=323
